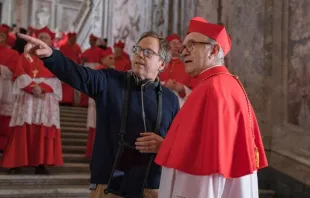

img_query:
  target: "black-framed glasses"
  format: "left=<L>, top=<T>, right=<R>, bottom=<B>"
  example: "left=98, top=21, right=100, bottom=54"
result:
left=178, top=41, right=212, bottom=55
left=132, top=46, right=161, bottom=59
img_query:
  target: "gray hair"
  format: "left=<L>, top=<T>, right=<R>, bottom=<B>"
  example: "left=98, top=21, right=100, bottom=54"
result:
left=206, top=37, right=225, bottom=65
left=137, top=31, right=171, bottom=67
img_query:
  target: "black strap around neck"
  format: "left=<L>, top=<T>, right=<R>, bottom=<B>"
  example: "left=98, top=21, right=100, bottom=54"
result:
left=119, top=72, right=162, bottom=142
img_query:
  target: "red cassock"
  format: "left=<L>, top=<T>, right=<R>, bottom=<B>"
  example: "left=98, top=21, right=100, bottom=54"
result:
left=59, top=43, right=82, bottom=105
left=80, top=46, right=103, bottom=107
left=155, top=66, right=268, bottom=178
left=0, top=44, right=20, bottom=151
left=114, top=54, right=131, bottom=71
left=160, top=58, right=192, bottom=98
left=1, top=55, right=64, bottom=168
left=85, top=64, right=108, bottom=158
left=6, top=33, right=16, bottom=48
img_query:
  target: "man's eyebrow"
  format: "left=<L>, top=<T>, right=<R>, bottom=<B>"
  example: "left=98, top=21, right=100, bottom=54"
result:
left=137, top=46, right=156, bottom=52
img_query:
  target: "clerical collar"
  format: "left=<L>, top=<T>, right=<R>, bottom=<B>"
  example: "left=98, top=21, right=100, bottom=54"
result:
left=199, top=65, right=224, bottom=75
left=191, top=66, right=229, bottom=88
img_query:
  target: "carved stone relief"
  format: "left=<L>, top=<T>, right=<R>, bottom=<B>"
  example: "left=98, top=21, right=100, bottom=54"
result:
left=33, top=0, right=52, bottom=28
left=112, top=0, right=141, bottom=55
left=287, top=0, right=310, bottom=129
left=151, top=0, right=168, bottom=37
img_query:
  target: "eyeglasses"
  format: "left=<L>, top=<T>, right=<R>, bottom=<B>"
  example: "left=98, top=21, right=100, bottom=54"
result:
left=178, top=41, right=212, bottom=55
left=132, top=46, right=161, bottom=59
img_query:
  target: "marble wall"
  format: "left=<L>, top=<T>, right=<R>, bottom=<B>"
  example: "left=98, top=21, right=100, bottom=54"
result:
left=110, top=0, right=170, bottom=56
left=287, top=0, right=310, bottom=129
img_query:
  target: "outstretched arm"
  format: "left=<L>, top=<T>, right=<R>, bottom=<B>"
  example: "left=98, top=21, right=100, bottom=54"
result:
left=19, top=33, right=106, bottom=97
left=42, top=50, right=106, bottom=96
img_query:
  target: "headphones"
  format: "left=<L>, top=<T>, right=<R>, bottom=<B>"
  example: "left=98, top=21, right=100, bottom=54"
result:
left=129, top=71, right=162, bottom=93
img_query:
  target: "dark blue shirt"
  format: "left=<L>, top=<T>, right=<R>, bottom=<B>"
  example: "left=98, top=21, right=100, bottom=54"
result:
left=42, top=50, right=179, bottom=189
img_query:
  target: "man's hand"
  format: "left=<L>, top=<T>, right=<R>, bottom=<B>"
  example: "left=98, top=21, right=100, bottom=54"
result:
left=18, top=33, right=53, bottom=62
left=164, top=79, right=176, bottom=90
left=32, top=84, right=44, bottom=98
left=173, top=81, right=185, bottom=93
left=135, top=132, right=163, bottom=153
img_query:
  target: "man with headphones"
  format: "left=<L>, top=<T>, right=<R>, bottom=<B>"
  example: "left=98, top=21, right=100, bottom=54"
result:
left=19, top=31, right=179, bottom=198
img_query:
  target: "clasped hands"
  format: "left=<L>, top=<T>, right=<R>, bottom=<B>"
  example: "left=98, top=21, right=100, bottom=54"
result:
left=32, top=84, right=45, bottom=98
left=135, top=132, right=163, bottom=153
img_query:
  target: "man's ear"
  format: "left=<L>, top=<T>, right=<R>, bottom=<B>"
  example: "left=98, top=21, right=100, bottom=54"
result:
left=159, top=62, right=165, bottom=72
left=211, top=44, right=220, bottom=57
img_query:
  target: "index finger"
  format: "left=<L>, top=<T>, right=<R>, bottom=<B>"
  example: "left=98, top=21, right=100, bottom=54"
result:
left=140, top=132, right=155, bottom=136
left=18, top=33, right=43, bottom=45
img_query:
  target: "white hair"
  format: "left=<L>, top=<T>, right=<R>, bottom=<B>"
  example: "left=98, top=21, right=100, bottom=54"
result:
left=206, top=37, right=225, bottom=65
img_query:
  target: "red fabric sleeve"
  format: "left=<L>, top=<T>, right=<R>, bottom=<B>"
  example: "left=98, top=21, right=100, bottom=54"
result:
left=23, top=82, right=36, bottom=94
left=39, top=82, right=53, bottom=93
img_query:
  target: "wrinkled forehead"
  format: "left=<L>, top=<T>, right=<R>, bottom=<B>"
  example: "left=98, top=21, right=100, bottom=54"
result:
left=137, top=36, right=160, bottom=53
left=183, top=32, right=209, bottom=45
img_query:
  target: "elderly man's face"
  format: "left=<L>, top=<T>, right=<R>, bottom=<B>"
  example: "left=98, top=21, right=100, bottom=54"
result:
left=181, top=32, right=214, bottom=77
left=0, top=33, right=7, bottom=44
left=114, top=47, right=123, bottom=58
left=38, top=33, right=52, bottom=46
left=68, top=36, right=76, bottom=45
left=132, top=36, right=164, bottom=80
left=89, top=38, right=97, bottom=46
left=169, top=39, right=182, bottom=57
left=101, top=54, right=115, bottom=66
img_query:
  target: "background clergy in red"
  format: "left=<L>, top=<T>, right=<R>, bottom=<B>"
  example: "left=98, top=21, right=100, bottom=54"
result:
left=80, top=34, right=103, bottom=107
left=85, top=48, right=115, bottom=157
left=114, top=41, right=131, bottom=71
left=0, top=25, right=20, bottom=152
left=160, top=34, right=192, bottom=105
left=1, top=27, right=63, bottom=174
left=59, top=32, right=82, bottom=105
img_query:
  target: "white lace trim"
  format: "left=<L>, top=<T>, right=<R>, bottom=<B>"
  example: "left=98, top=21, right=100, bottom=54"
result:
left=9, top=77, right=62, bottom=128
left=0, top=65, right=13, bottom=79
left=13, top=74, right=32, bottom=95
left=0, top=66, right=14, bottom=116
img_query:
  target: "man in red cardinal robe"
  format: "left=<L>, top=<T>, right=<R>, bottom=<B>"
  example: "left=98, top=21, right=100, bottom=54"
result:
left=160, top=34, right=192, bottom=107
left=56, top=32, right=68, bottom=49
left=0, top=24, right=16, bottom=48
left=79, top=34, right=103, bottom=107
left=0, top=25, right=20, bottom=152
left=1, top=26, right=64, bottom=174
left=114, top=41, right=131, bottom=71
left=155, top=17, right=268, bottom=198
left=85, top=48, right=114, bottom=158
left=27, top=26, right=37, bottom=37
left=59, top=32, right=82, bottom=105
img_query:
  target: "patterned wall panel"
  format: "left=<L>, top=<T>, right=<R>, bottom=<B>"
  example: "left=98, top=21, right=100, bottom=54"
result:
left=287, top=0, right=310, bottom=129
